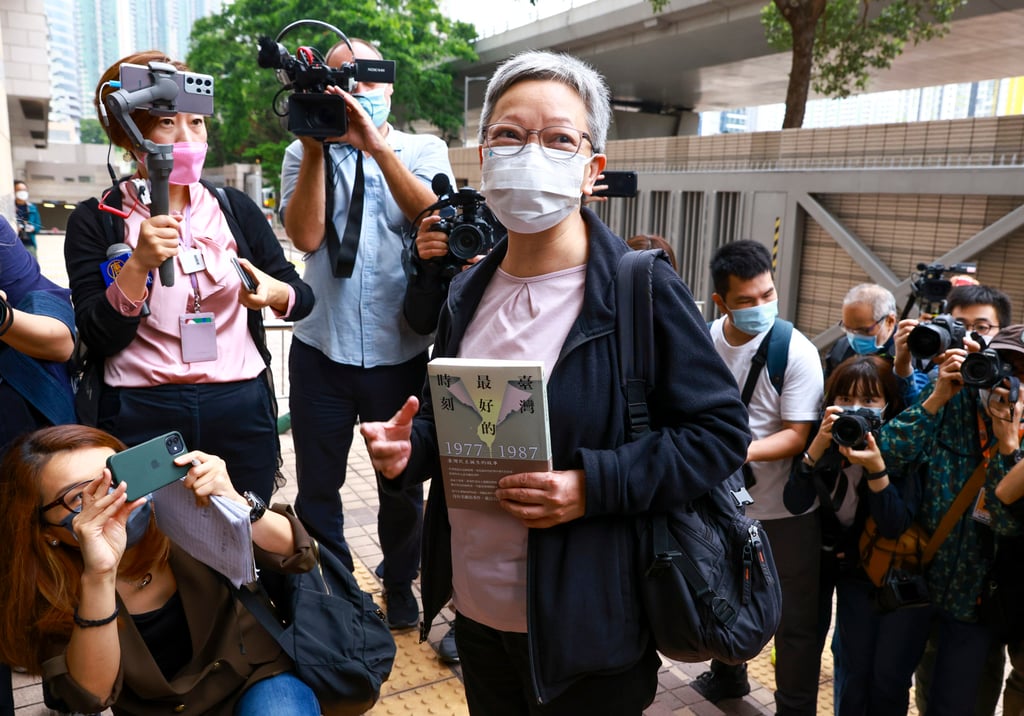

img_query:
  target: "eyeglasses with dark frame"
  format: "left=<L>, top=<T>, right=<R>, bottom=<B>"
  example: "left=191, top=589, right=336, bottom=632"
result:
left=482, top=123, right=593, bottom=160
left=838, top=316, right=885, bottom=337
left=39, top=479, right=93, bottom=520
left=959, top=320, right=1000, bottom=336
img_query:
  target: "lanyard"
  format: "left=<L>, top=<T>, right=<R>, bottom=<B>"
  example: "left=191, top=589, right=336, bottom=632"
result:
left=176, top=204, right=202, bottom=313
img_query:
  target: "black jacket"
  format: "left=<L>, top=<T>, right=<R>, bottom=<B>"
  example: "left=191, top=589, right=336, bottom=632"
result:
left=64, top=183, right=313, bottom=366
left=391, top=208, right=750, bottom=703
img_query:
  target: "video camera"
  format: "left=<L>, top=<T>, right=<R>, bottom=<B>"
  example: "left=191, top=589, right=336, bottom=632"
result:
left=906, top=314, right=966, bottom=361
left=405, top=174, right=505, bottom=280
left=257, top=20, right=396, bottom=139
left=832, top=408, right=883, bottom=450
left=909, top=261, right=977, bottom=315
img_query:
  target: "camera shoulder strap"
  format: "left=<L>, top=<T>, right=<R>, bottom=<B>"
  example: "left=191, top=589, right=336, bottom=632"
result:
left=923, top=460, right=987, bottom=564
left=323, top=143, right=362, bottom=278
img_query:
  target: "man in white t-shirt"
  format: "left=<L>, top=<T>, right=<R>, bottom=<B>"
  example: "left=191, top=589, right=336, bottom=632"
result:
left=691, top=240, right=824, bottom=715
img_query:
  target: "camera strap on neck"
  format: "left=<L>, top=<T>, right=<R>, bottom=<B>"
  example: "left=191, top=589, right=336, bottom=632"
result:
left=324, top=144, right=363, bottom=278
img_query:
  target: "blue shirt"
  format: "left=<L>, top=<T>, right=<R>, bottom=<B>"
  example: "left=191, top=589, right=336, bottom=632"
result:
left=280, top=129, right=454, bottom=368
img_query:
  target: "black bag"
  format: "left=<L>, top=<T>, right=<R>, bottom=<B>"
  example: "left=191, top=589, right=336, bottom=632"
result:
left=235, top=541, right=396, bottom=716
left=616, top=249, right=783, bottom=664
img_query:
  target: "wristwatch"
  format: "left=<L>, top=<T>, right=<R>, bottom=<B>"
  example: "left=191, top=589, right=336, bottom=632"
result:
left=243, top=491, right=267, bottom=523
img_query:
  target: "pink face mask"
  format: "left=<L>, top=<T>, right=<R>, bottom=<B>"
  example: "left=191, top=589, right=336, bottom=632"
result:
left=144, top=142, right=208, bottom=185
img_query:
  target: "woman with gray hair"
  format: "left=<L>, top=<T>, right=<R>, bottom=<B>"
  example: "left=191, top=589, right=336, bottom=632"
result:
left=361, top=50, right=750, bottom=713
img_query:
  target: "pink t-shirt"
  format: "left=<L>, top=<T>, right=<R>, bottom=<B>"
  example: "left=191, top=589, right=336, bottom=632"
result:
left=104, top=181, right=279, bottom=387
left=450, top=263, right=586, bottom=633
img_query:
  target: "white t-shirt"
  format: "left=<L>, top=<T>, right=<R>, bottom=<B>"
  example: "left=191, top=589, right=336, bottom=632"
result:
left=449, top=264, right=586, bottom=633
left=709, top=317, right=824, bottom=520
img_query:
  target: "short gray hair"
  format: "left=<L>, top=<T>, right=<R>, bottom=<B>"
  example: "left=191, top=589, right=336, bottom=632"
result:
left=478, top=50, right=611, bottom=153
left=843, top=283, right=896, bottom=319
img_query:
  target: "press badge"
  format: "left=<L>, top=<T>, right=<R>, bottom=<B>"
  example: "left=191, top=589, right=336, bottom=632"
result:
left=179, top=313, right=217, bottom=363
left=178, top=248, right=206, bottom=274
left=971, top=487, right=992, bottom=525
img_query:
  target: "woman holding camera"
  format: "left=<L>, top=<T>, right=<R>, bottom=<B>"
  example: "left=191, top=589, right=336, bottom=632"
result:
left=64, top=51, right=314, bottom=502
left=785, top=355, right=927, bottom=715
left=0, top=424, right=319, bottom=715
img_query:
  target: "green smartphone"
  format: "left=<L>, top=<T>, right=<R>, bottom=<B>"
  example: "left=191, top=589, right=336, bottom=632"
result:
left=107, top=431, right=191, bottom=501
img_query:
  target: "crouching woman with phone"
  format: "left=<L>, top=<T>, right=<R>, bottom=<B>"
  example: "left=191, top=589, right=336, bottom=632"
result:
left=0, top=424, right=319, bottom=715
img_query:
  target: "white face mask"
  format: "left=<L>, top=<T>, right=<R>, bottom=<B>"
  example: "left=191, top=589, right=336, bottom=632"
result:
left=15, top=190, right=28, bottom=202
left=480, top=143, right=591, bottom=234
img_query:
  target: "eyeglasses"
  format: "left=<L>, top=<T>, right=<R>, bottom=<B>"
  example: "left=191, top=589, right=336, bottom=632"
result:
left=838, top=316, right=885, bottom=337
left=482, top=123, right=592, bottom=160
left=960, top=320, right=999, bottom=336
left=39, top=479, right=92, bottom=519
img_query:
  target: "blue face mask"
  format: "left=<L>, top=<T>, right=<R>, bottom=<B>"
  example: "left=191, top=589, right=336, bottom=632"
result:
left=846, top=332, right=881, bottom=355
left=59, top=497, right=152, bottom=549
left=353, top=89, right=390, bottom=127
left=730, top=300, right=778, bottom=336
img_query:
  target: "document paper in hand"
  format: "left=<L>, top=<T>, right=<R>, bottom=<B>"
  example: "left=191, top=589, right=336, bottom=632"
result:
left=151, top=479, right=257, bottom=587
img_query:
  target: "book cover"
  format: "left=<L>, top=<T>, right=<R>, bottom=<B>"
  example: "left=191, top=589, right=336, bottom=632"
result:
left=427, top=358, right=552, bottom=511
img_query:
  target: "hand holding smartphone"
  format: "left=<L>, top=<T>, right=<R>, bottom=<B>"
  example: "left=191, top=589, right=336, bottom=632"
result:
left=231, top=256, right=259, bottom=293
left=592, top=170, right=638, bottom=199
left=107, top=431, right=191, bottom=501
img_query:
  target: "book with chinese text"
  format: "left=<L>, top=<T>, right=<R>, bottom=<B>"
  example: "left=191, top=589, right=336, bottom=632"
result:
left=427, top=358, right=552, bottom=511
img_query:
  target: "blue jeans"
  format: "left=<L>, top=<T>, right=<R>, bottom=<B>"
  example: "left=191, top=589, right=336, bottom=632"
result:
left=235, top=673, right=319, bottom=716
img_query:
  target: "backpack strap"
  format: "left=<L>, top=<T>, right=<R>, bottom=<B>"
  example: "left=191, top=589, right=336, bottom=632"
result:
left=766, top=318, right=792, bottom=396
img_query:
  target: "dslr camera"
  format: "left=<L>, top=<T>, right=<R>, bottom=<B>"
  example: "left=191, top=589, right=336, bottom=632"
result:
left=961, top=348, right=1014, bottom=388
left=832, top=407, right=883, bottom=449
left=408, top=174, right=504, bottom=280
left=907, top=314, right=966, bottom=360
left=910, top=261, right=976, bottom=314
left=257, top=21, right=396, bottom=138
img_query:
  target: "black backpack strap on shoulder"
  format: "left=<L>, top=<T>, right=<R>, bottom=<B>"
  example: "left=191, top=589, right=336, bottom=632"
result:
left=616, top=249, right=660, bottom=440
left=742, top=324, right=774, bottom=406
left=201, top=179, right=251, bottom=258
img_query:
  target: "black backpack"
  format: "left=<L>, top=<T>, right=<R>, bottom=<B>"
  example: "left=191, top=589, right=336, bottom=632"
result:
left=618, top=249, right=783, bottom=663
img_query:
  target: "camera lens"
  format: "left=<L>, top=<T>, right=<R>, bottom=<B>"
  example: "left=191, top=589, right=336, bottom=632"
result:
left=449, top=224, right=485, bottom=260
left=907, top=323, right=947, bottom=360
left=165, top=434, right=184, bottom=455
left=833, top=414, right=869, bottom=449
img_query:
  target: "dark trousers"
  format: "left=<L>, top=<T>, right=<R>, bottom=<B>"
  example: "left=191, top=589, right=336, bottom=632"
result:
left=289, top=339, right=425, bottom=585
left=832, top=575, right=931, bottom=716
left=454, top=613, right=659, bottom=715
left=910, top=609, right=997, bottom=716
left=709, top=511, right=823, bottom=715
left=98, top=375, right=279, bottom=501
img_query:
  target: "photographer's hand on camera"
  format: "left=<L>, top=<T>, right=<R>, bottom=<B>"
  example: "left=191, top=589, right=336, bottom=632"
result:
left=893, top=318, right=919, bottom=378
left=984, top=382, right=1024, bottom=449
left=923, top=349, right=968, bottom=414
left=838, top=433, right=890, bottom=492
left=805, top=405, right=843, bottom=466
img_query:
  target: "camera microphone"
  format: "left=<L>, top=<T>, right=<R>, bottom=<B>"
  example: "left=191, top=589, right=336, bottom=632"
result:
left=257, top=36, right=285, bottom=69
left=431, top=173, right=454, bottom=200
left=101, top=243, right=150, bottom=316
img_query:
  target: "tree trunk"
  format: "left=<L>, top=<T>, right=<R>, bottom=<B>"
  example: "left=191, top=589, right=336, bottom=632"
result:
left=776, top=0, right=827, bottom=129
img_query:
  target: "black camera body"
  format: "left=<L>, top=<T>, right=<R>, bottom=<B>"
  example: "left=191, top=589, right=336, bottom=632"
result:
left=910, top=261, right=976, bottom=313
left=907, top=314, right=966, bottom=360
left=257, top=28, right=396, bottom=139
left=962, top=349, right=1014, bottom=388
left=877, top=569, right=930, bottom=612
left=832, top=407, right=883, bottom=449
left=418, top=175, right=504, bottom=279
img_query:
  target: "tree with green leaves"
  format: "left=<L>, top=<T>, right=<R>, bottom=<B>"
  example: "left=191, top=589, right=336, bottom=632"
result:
left=762, top=0, right=966, bottom=128
left=187, top=0, right=477, bottom=190
left=79, top=118, right=107, bottom=144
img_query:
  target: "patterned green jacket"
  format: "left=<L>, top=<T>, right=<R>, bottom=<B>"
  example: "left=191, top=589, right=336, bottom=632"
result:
left=878, top=385, right=1021, bottom=621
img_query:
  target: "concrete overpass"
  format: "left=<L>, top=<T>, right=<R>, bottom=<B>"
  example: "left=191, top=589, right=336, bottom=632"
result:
left=454, top=0, right=1024, bottom=138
